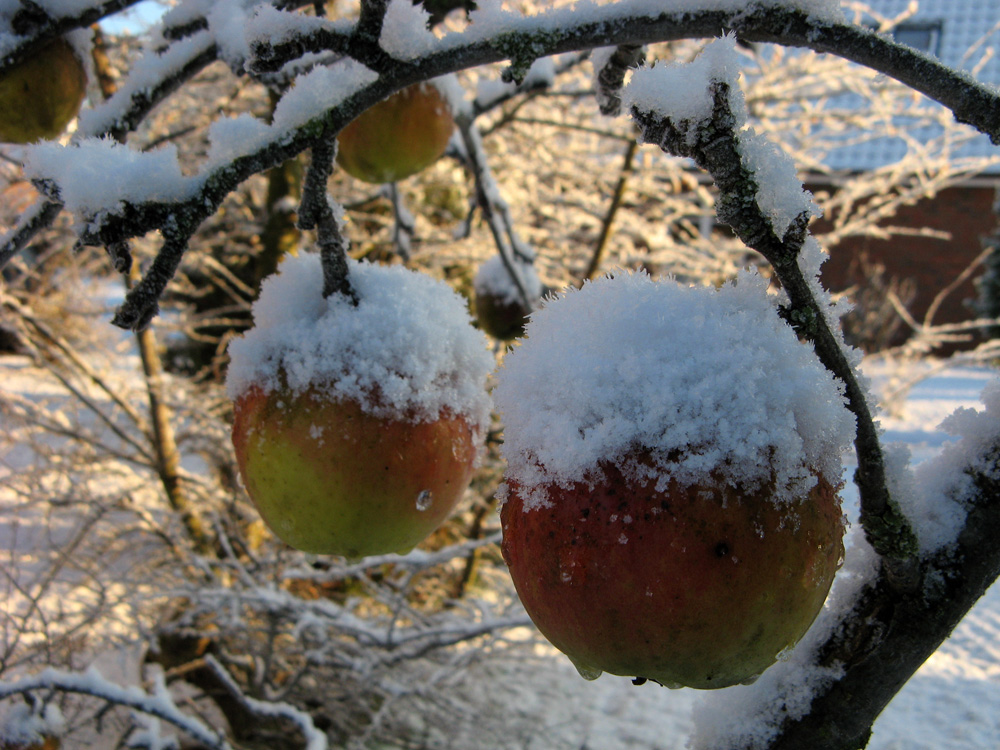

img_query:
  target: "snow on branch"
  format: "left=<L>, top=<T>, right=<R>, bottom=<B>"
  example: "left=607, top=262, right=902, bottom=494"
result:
left=5, top=0, right=1000, bottom=333
left=203, top=655, right=328, bottom=750
left=0, top=0, right=138, bottom=64
left=0, top=666, right=232, bottom=750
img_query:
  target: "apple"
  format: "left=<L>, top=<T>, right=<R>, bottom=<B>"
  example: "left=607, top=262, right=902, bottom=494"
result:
left=336, top=82, right=454, bottom=184
left=0, top=37, right=87, bottom=144
left=226, top=254, right=493, bottom=559
left=500, top=460, right=844, bottom=689
left=473, top=255, right=544, bottom=341
left=492, top=269, right=856, bottom=689
left=232, top=382, right=480, bottom=558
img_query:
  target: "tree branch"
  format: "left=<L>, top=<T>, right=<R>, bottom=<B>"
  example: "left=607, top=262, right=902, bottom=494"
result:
left=629, top=79, right=918, bottom=563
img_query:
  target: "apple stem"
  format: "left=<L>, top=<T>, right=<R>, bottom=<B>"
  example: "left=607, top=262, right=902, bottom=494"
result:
left=300, top=138, right=358, bottom=303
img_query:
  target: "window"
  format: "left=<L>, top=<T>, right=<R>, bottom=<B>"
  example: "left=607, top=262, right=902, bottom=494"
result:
left=892, top=21, right=943, bottom=56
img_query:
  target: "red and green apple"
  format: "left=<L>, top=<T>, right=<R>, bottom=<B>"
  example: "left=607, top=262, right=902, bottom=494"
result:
left=500, top=460, right=844, bottom=688
left=232, top=383, right=480, bottom=558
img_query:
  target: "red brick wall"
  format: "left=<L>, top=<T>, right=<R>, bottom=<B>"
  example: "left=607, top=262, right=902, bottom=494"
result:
left=814, top=182, right=997, bottom=345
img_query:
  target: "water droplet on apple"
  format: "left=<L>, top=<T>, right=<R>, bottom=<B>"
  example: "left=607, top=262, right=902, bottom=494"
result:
left=570, top=658, right=603, bottom=681
left=416, top=489, right=433, bottom=511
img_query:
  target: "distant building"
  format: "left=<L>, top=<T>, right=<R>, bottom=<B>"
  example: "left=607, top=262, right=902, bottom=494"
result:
left=812, top=0, right=1000, bottom=350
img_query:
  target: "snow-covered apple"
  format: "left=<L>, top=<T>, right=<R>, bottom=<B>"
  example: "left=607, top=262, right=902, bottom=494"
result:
left=0, top=37, right=87, bottom=144
left=473, top=254, right=544, bottom=340
left=336, top=82, right=454, bottom=184
left=494, top=270, right=855, bottom=689
left=227, top=254, right=493, bottom=558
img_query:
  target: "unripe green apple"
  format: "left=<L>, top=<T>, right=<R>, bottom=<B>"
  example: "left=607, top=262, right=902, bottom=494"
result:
left=226, top=253, right=493, bottom=559
left=500, top=461, right=844, bottom=689
left=336, top=82, right=454, bottom=184
left=232, top=383, right=479, bottom=558
left=0, top=38, right=86, bottom=144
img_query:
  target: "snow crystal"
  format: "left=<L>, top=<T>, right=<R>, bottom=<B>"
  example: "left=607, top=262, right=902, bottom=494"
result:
left=625, top=35, right=818, bottom=238
left=205, top=113, right=273, bottom=168
left=206, top=0, right=264, bottom=72
left=623, top=35, right=745, bottom=129
left=473, top=254, right=543, bottom=305
left=23, top=136, right=196, bottom=219
left=737, top=128, right=820, bottom=239
left=380, top=0, right=437, bottom=61
left=226, top=253, right=494, bottom=436
left=493, top=269, right=855, bottom=510
left=243, top=3, right=343, bottom=48
left=899, top=379, right=1000, bottom=554
left=0, top=701, right=64, bottom=746
left=271, top=59, right=379, bottom=132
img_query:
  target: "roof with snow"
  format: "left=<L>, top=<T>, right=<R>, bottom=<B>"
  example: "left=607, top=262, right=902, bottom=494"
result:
left=819, top=0, right=1000, bottom=174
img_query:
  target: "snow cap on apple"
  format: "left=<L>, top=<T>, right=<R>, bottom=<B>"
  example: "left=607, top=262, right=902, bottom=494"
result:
left=227, top=254, right=494, bottom=559
left=494, top=269, right=856, bottom=689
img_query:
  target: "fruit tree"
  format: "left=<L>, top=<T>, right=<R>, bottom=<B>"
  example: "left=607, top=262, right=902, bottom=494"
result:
left=1, top=1, right=1000, bottom=749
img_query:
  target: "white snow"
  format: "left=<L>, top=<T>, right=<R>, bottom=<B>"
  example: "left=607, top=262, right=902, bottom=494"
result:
left=380, top=0, right=437, bottom=61
left=473, top=254, right=543, bottom=305
left=494, top=268, right=855, bottom=510
left=23, top=136, right=196, bottom=220
left=0, top=701, right=64, bottom=746
left=624, top=36, right=820, bottom=239
left=225, top=253, right=494, bottom=435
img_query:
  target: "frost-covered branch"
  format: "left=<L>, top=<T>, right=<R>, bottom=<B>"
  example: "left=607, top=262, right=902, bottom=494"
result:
left=0, top=667, right=233, bottom=750
left=618, top=34, right=1000, bottom=750
left=625, top=40, right=915, bottom=563
left=0, top=0, right=140, bottom=66
left=8, top=0, right=1000, bottom=333
left=453, top=106, right=537, bottom=309
left=203, top=655, right=328, bottom=750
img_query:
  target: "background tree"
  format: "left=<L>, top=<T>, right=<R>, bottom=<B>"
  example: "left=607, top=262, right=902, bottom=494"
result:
left=1, top=1, right=999, bottom=749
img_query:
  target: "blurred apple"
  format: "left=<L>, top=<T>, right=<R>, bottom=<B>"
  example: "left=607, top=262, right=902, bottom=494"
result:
left=0, top=38, right=86, bottom=144
left=474, top=287, right=532, bottom=340
left=500, top=457, right=845, bottom=689
left=473, top=255, right=545, bottom=341
left=232, top=379, right=479, bottom=558
left=336, top=82, right=454, bottom=184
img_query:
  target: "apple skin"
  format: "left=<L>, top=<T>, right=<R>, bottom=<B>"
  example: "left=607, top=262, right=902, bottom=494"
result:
left=500, top=459, right=844, bottom=689
left=336, top=83, right=454, bottom=184
left=0, top=38, right=87, bottom=144
left=232, top=381, right=479, bottom=558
